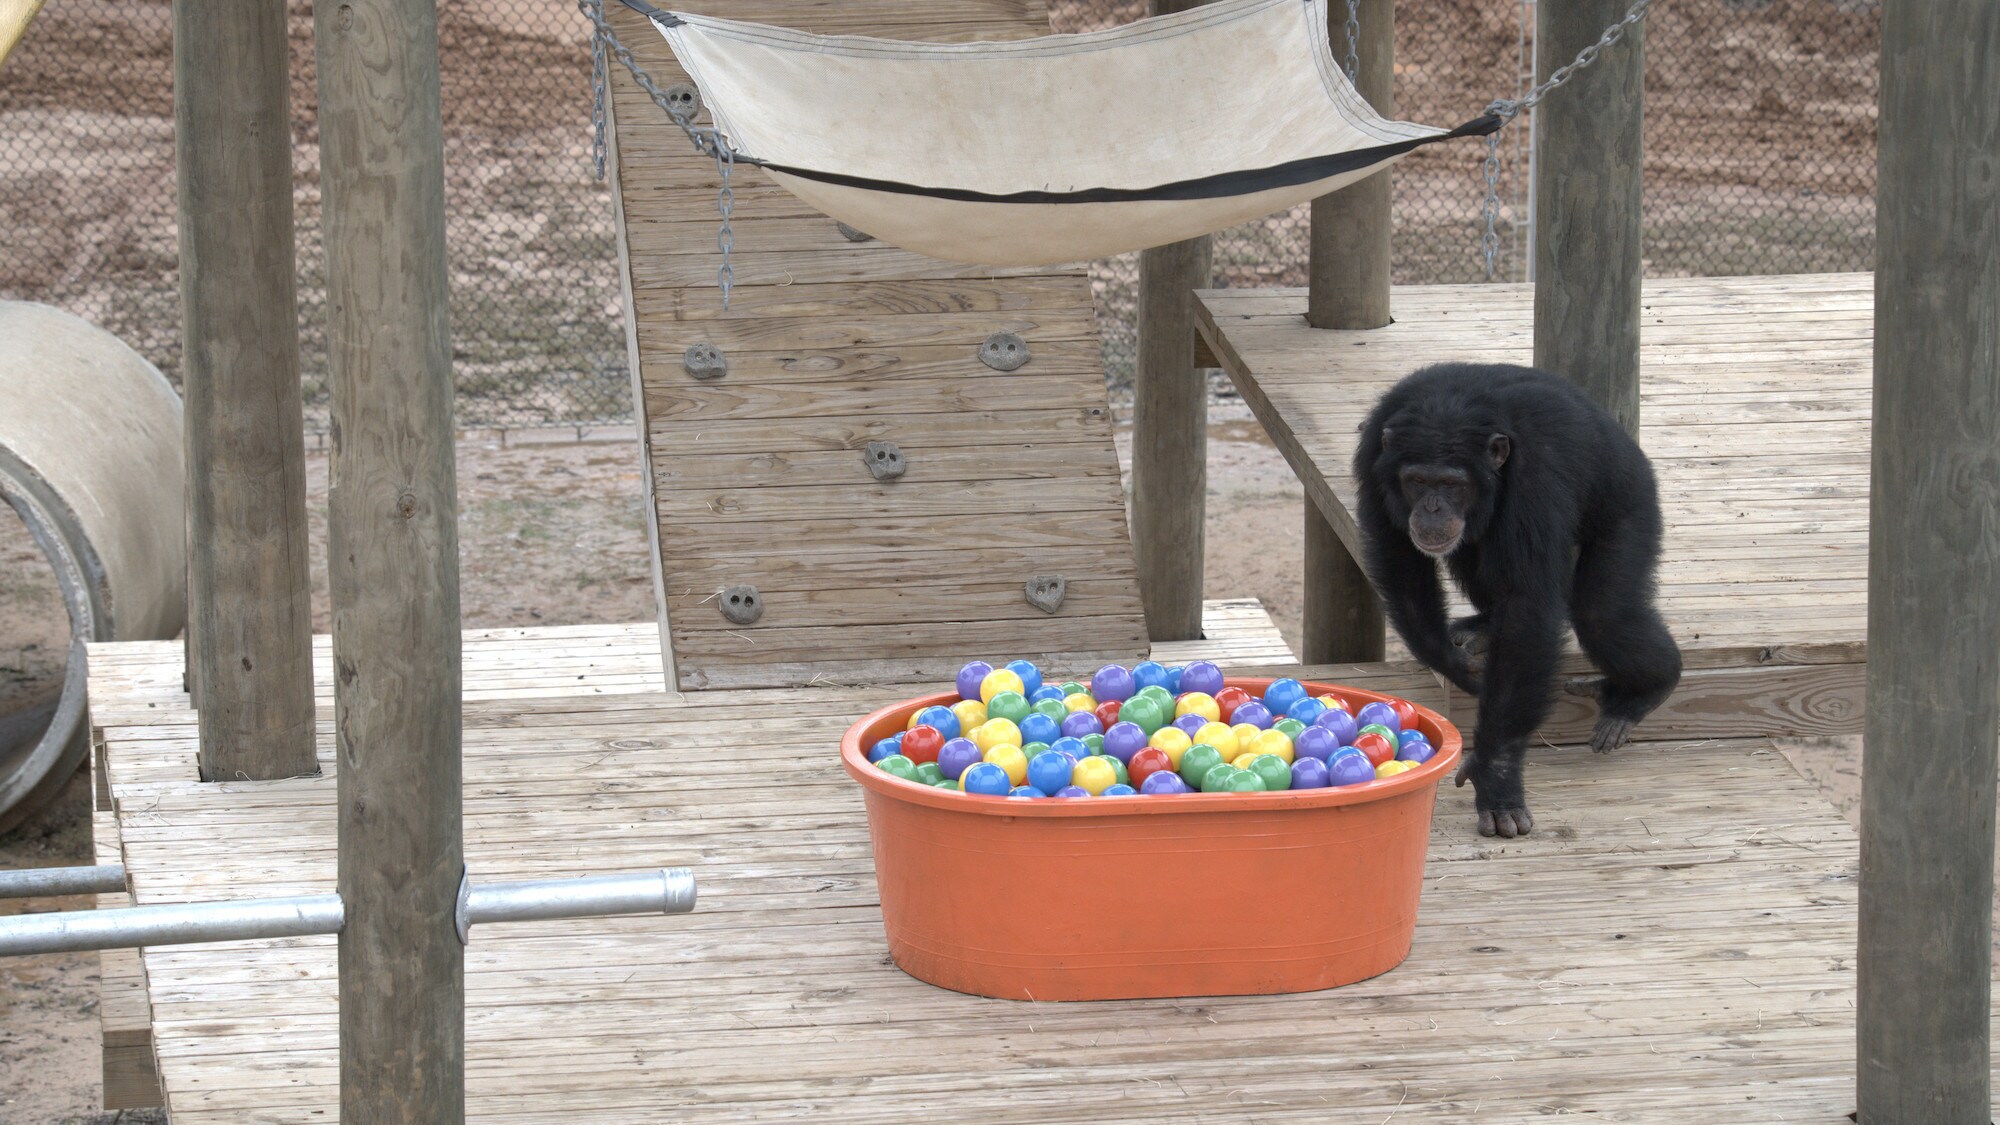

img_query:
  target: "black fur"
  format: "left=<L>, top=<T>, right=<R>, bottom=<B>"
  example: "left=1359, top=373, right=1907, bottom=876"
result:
left=1352, top=363, right=1681, bottom=837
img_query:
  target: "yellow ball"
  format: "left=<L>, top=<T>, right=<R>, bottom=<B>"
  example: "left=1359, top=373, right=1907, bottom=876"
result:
left=979, top=668, right=1026, bottom=704
left=1193, top=721, right=1239, bottom=761
left=951, top=699, right=988, bottom=734
left=1071, top=755, right=1117, bottom=796
left=1173, top=692, right=1222, bottom=723
left=1063, top=692, right=1099, bottom=714
left=972, top=717, right=1021, bottom=753
left=983, top=744, right=1028, bottom=786
left=1375, top=759, right=1414, bottom=779
left=1230, top=723, right=1263, bottom=752
left=1147, top=727, right=1193, bottom=766
left=1250, top=728, right=1295, bottom=764
left=1231, top=752, right=1259, bottom=770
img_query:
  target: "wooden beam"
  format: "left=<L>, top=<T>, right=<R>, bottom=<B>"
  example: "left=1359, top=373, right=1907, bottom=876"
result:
left=1301, top=0, right=1389, bottom=663
left=173, top=0, right=317, bottom=782
left=1129, top=0, right=1216, bottom=644
left=1532, top=0, right=1644, bottom=435
left=314, top=0, right=465, bottom=1118
left=1856, top=1, right=2000, bottom=1120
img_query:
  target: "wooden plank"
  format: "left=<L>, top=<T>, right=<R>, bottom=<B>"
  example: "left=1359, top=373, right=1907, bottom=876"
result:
left=94, top=801, right=163, bottom=1111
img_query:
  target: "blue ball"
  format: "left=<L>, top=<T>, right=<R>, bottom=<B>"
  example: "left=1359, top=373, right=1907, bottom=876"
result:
left=1009, top=785, right=1048, bottom=799
left=1053, top=785, right=1091, bottom=798
left=1315, top=708, right=1358, bottom=745
left=956, top=661, right=994, bottom=702
left=1290, top=757, right=1331, bottom=789
left=1262, top=678, right=1308, bottom=714
left=1328, top=748, right=1376, bottom=786
left=1397, top=729, right=1431, bottom=750
left=1018, top=712, right=1062, bottom=746
left=1050, top=735, right=1090, bottom=761
left=1232, top=701, right=1274, bottom=730
left=1059, top=711, right=1103, bottom=739
left=962, top=762, right=1013, bottom=795
left=1029, top=684, right=1067, bottom=704
left=868, top=736, right=903, bottom=763
left=1027, top=750, right=1077, bottom=794
left=1166, top=666, right=1185, bottom=693
left=1285, top=697, right=1328, bottom=725
left=913, top=704, right=961, bottom=741
left=1355, top=701, right=1402, bottom=733
left=1132, top=660, right=1172, bottom=692
left=1102, top=783, right=1138, bottom=796
left=1005, top=659, right=1044, bottom=698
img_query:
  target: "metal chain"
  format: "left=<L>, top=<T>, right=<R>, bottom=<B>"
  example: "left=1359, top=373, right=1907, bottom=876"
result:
left=1342, top=0, right=1360, bottom=84
left=1481, top=132, right=1503, bottom=281
left=578, top=0, right=740, bottom=306
left=590, top=24, right=609, bottom=180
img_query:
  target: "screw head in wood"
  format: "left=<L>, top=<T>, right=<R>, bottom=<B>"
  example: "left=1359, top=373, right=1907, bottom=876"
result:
left=718, top=584, right=762, bottom=625
left=978, top=332, right=1030, bottom=372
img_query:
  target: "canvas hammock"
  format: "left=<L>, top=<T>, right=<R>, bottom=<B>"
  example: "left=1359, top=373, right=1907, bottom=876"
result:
left=622, top=0, right=1499, bottom=266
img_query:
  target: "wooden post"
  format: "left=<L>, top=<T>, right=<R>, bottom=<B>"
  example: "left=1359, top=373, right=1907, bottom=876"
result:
left=1130, top=0, right=1214, bottom=643
left=315, top=0, right=464, bottom=1117
left=174, top=0, right=317, bottom=781
left=1300, top=0, right=1389, bottom=664
left=1531, top=0, right=1643, bottom=436
left=1856, top=2, right=2000, bottom=1120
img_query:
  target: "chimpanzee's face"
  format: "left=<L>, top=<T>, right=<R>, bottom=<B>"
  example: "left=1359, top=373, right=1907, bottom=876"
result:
left=1379, top=429, right=1510, bottom=558
left=1398, top=463, right=1476, bottom=557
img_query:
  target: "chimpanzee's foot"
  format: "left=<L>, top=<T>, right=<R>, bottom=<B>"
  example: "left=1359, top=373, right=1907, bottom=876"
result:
left=1563, top=675, right=1605, bottom=699
left=1589, top=714, right=1636, bottom=754
left=1456, top=744, right=1533, bottom=837
left=1477, top=806, right=1535, bottom=838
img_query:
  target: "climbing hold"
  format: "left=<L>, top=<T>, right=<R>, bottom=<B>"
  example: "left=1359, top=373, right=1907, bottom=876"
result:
left=683, top=343, right=727, bottom=380
left=978, top=332, right=1030, bottom=372
left=718, top=584, right=762, bottom=625
left=662, top=83, right=702, bottom=123
left=862, top=441, right=906, bottom=481
left=835, top=222, right=873, bottom=242
left=1024, top=574, right=1066, bottom=614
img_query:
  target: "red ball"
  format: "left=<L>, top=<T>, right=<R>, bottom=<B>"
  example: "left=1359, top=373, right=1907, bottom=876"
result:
left=1214, top=686, right=1252, bottom=722
left=1354, top=731, right=1394, bottom=767
left=1093, top=699, right=1124, bottom=730
left=1389, top=698, right=1419, bottom=733
left=902, top=724, right=944, bottom=765
left=1128, top=747, right=1173, bottom=789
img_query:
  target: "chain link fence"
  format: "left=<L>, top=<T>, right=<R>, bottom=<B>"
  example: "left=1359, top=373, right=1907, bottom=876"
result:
left=1, top=0, right=1875, bottom=421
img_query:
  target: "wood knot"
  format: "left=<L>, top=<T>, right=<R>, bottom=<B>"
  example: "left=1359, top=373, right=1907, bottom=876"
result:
left=396, top=492, right=418, bottom=519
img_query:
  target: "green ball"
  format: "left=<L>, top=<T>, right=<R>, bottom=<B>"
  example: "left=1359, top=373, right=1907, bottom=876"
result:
left=1022, top=741, right=1052, bottom=761
left=877, top=754, right=916, bottom=780
left=1180, top=744, right=1224, bottom=786
left=987, top=691, right=1033, bottom=724
left=1360, top=723, right=1397, bottom=742
left=1091, top=753, right=1130, bottom=786
left=1137, top=685, right=1175, bottom=708
left=1248, top=754, right=1292, bottom=791
left=913, top=762, right=944, bottom=786
left=1058, top=681, right=1089, bottom=698
left=1222, top=770, right=1268, bottom=793
left=1274, top=718, right=1307, bottom=740
left=934, top=779, right=960, bottom=791
left=1081, top=733, right=1106, bottom=754
left=1119, top=696, right=1166, bottom=735
left=1032, top=698, right=1068, bottom=722
left=1200, top=762, right=1240, bottom=792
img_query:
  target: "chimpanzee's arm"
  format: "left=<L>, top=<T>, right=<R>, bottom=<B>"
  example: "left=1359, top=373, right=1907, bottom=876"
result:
left=1357, top=518, right=1480, bottom=696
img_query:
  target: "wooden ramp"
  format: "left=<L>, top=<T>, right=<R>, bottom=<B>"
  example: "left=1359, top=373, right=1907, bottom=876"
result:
left=606, top=0, right=1153, bottom=691
left=87, top=625, right=1882, bottom=1122
left=1194, top=273, right=1872, bottom=744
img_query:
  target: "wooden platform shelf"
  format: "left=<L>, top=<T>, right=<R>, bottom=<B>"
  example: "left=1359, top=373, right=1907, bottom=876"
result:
left=1194, top=273, right=1873, bottom=745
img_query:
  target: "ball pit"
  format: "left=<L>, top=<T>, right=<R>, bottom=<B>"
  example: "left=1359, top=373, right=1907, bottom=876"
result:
left=842, top=664, right=1461, bottom=1001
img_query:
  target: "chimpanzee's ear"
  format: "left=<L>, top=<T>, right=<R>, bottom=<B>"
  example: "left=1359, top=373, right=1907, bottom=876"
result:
left=1487, top=433, right=1511, bottom=469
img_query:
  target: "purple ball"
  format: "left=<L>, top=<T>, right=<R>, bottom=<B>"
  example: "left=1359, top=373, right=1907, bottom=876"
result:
left=1289, top=757, right=1331, bottom=789
left=1179, top=660, right=1226, bottom=697
left=1355, top=701, right=1402, bottom=733
left=1171, top=713, right=1209, bottom=738
left=1292, top=725, right=1339, bottom=763
left=937, top=737, right=984, bottom=781
left=956, top=660, right=994, bottom=702
left=1139, top=771, right=1193, bottom=795
left=1398, top=729, right=1431, bottom=750
left=1091, top=664, right=1137, bottom=703
left=1102, top=721, right=1149, bottom=763
left=1231, top=701, right=1274, bottom=730
left=1397, top=740, right=1437, bottom=765
left=1315, top=707, right=1358, bottom=745
left=1328, top=749, right=1377, bottom=786
left=1059, top=711, right=1104, bottom=739
left=1053, top=785, right=1091, bottom=798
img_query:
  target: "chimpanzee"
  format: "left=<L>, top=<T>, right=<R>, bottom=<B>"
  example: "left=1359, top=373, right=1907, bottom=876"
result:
left=1352, top=362, right=1681, bottom=837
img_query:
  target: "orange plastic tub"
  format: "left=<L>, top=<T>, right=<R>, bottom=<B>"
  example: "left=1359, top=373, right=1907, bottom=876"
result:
left=840, top=678, right=1461, bottom=1001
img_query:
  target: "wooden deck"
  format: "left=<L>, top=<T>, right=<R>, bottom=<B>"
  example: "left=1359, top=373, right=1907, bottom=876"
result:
left=85, top=608, right=1891, bottom=1121
left=1194, top=273, right=1873, bottom=744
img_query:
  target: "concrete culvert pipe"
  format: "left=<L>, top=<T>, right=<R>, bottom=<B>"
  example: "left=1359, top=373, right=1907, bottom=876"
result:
left=0, top=302, right=185, bottom=832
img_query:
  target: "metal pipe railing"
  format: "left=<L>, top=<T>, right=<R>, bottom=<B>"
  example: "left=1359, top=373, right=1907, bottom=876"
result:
left=0, top=864, right=128, bottom=899
left=0, top=867, right=695, bottom=958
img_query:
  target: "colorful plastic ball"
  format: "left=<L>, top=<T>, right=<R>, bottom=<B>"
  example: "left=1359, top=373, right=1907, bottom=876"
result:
left=936, top=780, right=961, bottom=791
left=1353, top=732, right=1395, bottom=767
left=980, top=669, right=1026, bottom=704
left=1179, top=744, right=1225, bottom=787
left=1315, top=708, right=1358, bottom=745
left=1171, top=713, right=1209, bottom=738
left=1397, top=729, right=1431, bottom=751
left=1261, top=678, right=1308, bottom=715
left=1136, top=684, right=1176, bottom=709
left=1053, top=785, right=1091, bottom=798
left=1095, top=754, right=1131, bottom=786
left=961, top=762, right=1011, bottom=795
left=1092, top=699, right=1125, bottom=730
left=1193, top=721, right=1239, bottom=761
left=913, top=762, right=944, bottom=786
left=982, top=744, right=1028, bottom=786
left=1214, top=686, right=1252, bottom=721
left=1290, top=757, right=1331, bottom=789
left=1166, top=666, right=1185, bottom=693
left=1029, top=684, right=1067, bottom=705
left=1060, top=710, right=1104, bottom=739
left=1128, top=747, right=1174, bottom=788
left=1031, top=698, right=1069, bottom=723
left=901, top=725, right=945, bottom=765
left=1359, top=723, right=1397, bottom=744
left=875, top=754, right=916, bottom=781
left=1132, top=660, right=1173, bottom=692
left=1355, top=701, right=1401, bottom=733
left=956, top=661, right=994, bottom=702
left=1008, top=785, right=1045, bottom=799
left=868, top=735, right=903, bottom=763
left=950, top=699, right=988, bottom=735
left=937, top=738, right=984, bottom=780
left=970, top=719, right=1020, bottom=753
left=1103, top=783, right=1138, bottom=797
left=1139, top=771, right=1192, bottom=795
left=1091, top=664, right=1137, bottom=703
left=1284, top=697, right=1327, bottom=726
left=1022, top=742, right=1051, bottom=761
left=1221, top=769, right=1267, bottom=794
left=1246, top=755, right=1292, bottom=791
left=1293, top=726, right=1338, bottom=763
left=1049, top=735, right=1090, bottom=761
left=1250, top=728, right=1295, bottom=764
left=1230, top=752, right=1259, bottom=770
left=1231, top=701, right=1274, bottom=730
left=1103, top=721, right=1150, bottom=762
left=1389, top=699, right=1420, bottom=731
left=1174, top=692, right=1223, bottom=724
left=1065, top=692, right=1099, bottom=714
left=1375, top=760, right=1415, bottom=779
left=986, top=691, right=1033, bottom=726
left=1018, top=712, right=1062, bottom=747
left=912, top=705, right=962, bottom=740
left=1117, top=697, right=1167, bottom=736
left=1004, top=659, right=1044, bottom=698
left=1081, top=733, right=1105, bottom=755
left=1057, top=680, right=1087, bottom=697
left=1228, top=722, right=1264, bottom=752
left=1273, top=718, right=1307, bottom=741
left=1027, top=750, right=1077, bottom=794
left=1396, top=740, right=1437, bottom=765
left=1147, top=726, right=1194, bottom=765
left=1328, top=750, right=1376, bottom=786
left=1317, top=693, right=1354, bottom=714
left=1200, top=763, right=1240, bottom=792
left=1180, top=661, right=1226, bottom=698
